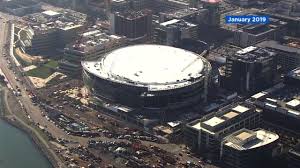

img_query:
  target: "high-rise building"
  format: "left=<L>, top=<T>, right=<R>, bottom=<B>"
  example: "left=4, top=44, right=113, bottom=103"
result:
left=154, top=19, right=198, bottom=46
left=201, top=0, right=221, bottom=26
left=220, top=46, right=278, bottom=95
left=185, top=102, right=262, bottom=160
left=110, top=9, right=152, bottom=42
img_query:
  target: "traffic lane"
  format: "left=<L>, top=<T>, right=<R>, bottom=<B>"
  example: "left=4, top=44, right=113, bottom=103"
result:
left=0, top=20, right=70, bottom=139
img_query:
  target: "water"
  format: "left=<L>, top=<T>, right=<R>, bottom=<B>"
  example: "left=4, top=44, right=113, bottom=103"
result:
left=0, top=86, right=53, bottom=168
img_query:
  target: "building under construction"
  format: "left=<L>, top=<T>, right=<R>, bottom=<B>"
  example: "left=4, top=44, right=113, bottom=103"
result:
left=248, top=67, right=300, bottom=134
left=59, top=25, right=127, bottom=76
left=220, top=46, right=278, bottom=95
left=110, top=9, right=152, bottom=42
left=185, top=102, right=262, bottom=160
left=221, top=128, right=279, bottom=168
left=18, top=9, right=87, bottom=56
left=154, top=19, right=199, bottom=46
left=82, top=44, right=211, bottom=114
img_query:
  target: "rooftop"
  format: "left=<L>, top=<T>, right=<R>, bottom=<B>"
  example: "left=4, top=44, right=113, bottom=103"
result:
left=238, top=17, right=287, bottom=35
left=231, top=46, right=276, bottom=63
left=66, top=25, right=126, bottom=53
left=243, top=24, right=272, bottom=35
left=2, top=0, right=39, bottom=9
left=232, top=105, right=250, bottom=113
left=249, top=82, right=300, bottom=119
left=287, top=67, right=300, bottom=81
left=42, top=10, right=60, bottom=17
left=264, top=0, right=300, bottom=20
left=82, top=45, right=210, bottom=91
left=162, top=7, right=207, bottom=19
left=223, top=128, right=279, bottom=151
left=188, top=102, right=256, bottom=132
left=159, top=19, right=197, bottom=29
left=257, top=40, right=300, bottom=55
left=22, top=9, right=87, bottom=33
left=114, top=9, right=152, bottom=20
left=203, top=117, right=225, bottom=127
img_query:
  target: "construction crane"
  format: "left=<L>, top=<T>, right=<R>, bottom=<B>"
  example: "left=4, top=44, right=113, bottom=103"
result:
left=181, top=50, right=208, bottom=72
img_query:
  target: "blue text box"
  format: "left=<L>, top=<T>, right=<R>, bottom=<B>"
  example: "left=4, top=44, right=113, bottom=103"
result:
left=225, top=15, right=270, bottom=24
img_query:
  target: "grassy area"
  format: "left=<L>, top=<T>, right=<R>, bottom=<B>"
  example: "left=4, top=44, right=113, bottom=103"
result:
left=26, top=60, right=58, bottom=79
left=26, top=66, right=53, bottom=79
left=45, top=60, right=58, bottom=69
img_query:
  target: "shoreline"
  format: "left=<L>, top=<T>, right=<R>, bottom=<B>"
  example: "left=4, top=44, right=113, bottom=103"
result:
left=0, top=85, right=60, bottom=168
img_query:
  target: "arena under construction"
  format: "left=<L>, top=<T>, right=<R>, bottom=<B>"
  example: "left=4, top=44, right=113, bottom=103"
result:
left=82, top=44, right=211, bottom=113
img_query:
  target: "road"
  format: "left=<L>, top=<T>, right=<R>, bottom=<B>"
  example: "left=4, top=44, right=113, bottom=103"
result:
left=0, top=14, right=72, bottom=168
left=0, top=12, right=217, bottom=168
left=0, top=19, right=69, bottom=139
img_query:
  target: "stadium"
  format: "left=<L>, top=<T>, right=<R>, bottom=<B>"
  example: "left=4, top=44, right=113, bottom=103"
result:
left=82, top=44, right=211, bottom=111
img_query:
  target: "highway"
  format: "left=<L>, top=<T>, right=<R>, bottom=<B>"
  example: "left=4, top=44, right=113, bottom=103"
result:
left=0, top=15, right=73, bottom=168
left=0, top=11, right=216, bottom=168
left=0, top=19, right=68, bottom=138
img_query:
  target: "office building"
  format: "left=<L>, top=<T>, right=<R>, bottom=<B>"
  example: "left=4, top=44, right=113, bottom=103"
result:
left=0, top=0, right=42, bottom=16
left=19, top=9, right=87, bottom=56
left=248, top=67, right=300, bottom=134
left=233, top=18, right=287, bottom=48
left=110, top=9, right=152, bottom=42
left=201, top=0, right=221, bottom=26
left=185, top=102, right=262, bottom=160
left=257, top=39, right=300, bottom=73
left=220, top=46, right=278, bottom=95
left=129, top=0, right=189, bottom=14
left=259, top=0, right=300, bottom=37
left=227, top=0, right=257, bottom=7
left=154, top=19, right=198, bottom=46
left=159, top=8, right=209, bottom=24
left=288, top=145, right=300, bottom=168
left=59, top=26, right=127, bottom=76
left=221, top=128, right=279, bottom=168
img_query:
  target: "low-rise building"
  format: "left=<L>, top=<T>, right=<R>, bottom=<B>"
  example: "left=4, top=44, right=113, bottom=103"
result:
left=248, top=67, right=300, bottom=134
left=227, top=0, right=257, bottom=7
left=18, top=9, right=87, bottom=56
left=259, top=0, right=300, bottom=37
left=257, top=39, right=300, bottom=73
left=159, top=7, right=209, bottom=24
left=0, top=0, right=42, bottom=16
left=288, top=145, right=300, bottom=168
left=233, top=18, right=287, bottom=48
left=185, top=102, right=262, bottom=160
left=59, top=26, right=127, bottom=76
left=221, top=128, right=279, bottom=168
